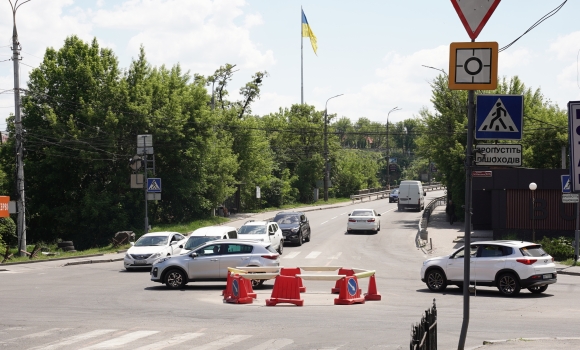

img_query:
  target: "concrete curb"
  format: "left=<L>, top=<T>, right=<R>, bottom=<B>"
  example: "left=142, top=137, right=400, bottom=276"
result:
left=469, top=337, right=580, bottom=349
left=0, top=253, right=106, bottom=266
left=64, top=258, right=124, bottom=266
left=557, top=269, right=580, bottom=276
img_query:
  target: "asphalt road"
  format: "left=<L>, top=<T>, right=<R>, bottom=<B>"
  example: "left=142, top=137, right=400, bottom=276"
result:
left=1, top=189, right=579, bottom=350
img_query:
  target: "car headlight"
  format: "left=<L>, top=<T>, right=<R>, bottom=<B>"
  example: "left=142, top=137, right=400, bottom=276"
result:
left=150, top=252, right=162, bottom=259
left=156, top=257, right=171, bottom=264
left=291, top=227, right=299, bottom=233
left=125, top=253, right=132, bottom=259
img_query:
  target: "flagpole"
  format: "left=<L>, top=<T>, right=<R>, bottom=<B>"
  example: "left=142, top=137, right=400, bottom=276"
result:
left=301, top=7, right=304, bottom=104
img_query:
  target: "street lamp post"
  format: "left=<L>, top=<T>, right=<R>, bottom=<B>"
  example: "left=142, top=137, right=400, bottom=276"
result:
left=323, top=94, right=343, bottom=201
left=529, top=182, right=537, bottom=242
left=386, top=107, right=401, bottom=190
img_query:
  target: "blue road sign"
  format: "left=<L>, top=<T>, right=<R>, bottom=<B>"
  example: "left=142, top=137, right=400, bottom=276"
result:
left=476, top=95, right=523, bottom=140
left=562, top=175, right=571, bottom=194
left=232, top=279, right=239, bottom=297
left=347, top=278, right=358, bottom=296
left=147, top=178, right=162, bottom=193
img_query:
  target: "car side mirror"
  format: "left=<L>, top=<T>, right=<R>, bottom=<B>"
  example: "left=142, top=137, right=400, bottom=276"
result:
left=190, top=252, right=198, bottom=258
left=423, top=192, right=426, bottom=196
left=179, top=245, right=183, bottom=249
left=377, top=213, right=381, bottom=216
left=130, top=242, right=135, bottom=246
left=348, top=214, right=351, bottom=216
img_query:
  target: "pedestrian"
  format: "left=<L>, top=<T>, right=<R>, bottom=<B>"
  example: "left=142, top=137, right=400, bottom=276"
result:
left=446, top=199, right=456, bottom=225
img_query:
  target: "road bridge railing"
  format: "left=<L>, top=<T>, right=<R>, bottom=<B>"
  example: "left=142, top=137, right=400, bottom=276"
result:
left=350, top=183, right=445, bottom=203
left=416, top=195, right=447, bottom=250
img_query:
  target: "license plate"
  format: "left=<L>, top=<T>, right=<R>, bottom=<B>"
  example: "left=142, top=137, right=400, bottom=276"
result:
left=135, top=260, right=147, bottom=265
left=357, top=220, right=366, bottom=222
left=543, top=274, right=553, bottom=279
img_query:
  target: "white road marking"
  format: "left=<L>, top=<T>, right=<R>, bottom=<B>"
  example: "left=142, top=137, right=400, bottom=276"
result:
left=282, top=251, right=301, bottom=259
left=133, top=332, right=204, bottom=350
left=305, top=251, right=321, bottom=259
left=0, top=328, right=71, bottom=343
left=246, top=338, right=294, bottom=350
left=331, top=216, right=337, bottom=219
left=320, top=220, right=328, bottom=225
left=380, top=208, right=396, bottom=215
left=190, top=334, right=252, bottom=350
left=327, top=252, right=342, bottom=259
left=32, top=330, right=117, bottom=350
left=340, top=212, right=347, bottom=215
left=78, top=330, right=159, bottom=349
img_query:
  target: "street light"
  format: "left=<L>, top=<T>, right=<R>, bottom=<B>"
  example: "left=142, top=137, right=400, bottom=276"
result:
left=529, top=182, right=537, bottom=242
left=323, top=94, right=344, bottom=201
left=386, top=107, right=401, bottom=190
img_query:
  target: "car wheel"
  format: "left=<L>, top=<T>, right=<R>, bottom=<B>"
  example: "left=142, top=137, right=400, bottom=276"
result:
left=305, top=231, right=311, bottom=242
left=297, top=233, right=303, bottom=246
left=377, top=224, right=381, bottom=232
left=528, top=285, right=548, bottom=294
left=251, top=278, right=265, bottom=289
left=277, top=240, right=284, bottom=255
left=426, top=269, right=447, bottom=292
left=164, top=269, right=187, bottom=289
left=346, top=229, right=351, bottom=234
left=497, top=273, right=521, bottom=296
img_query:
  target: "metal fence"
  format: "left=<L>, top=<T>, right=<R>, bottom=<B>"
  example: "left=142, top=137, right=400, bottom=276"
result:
left=350, top=183, right=445, bottom=203
left=416, top=195, right=447, bottom=248
left=410, top=299, right=437, bottom=350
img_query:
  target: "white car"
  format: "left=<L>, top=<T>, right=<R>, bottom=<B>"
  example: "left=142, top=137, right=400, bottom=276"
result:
left=182, top=226, right=238, bottom=253
left=124, top=231, right=187, bottom=270
left=421, top=240, right=557, bottom=296
left=346, top=209, right=381, bottom=234
left=237, top=220, right=284, bottom=254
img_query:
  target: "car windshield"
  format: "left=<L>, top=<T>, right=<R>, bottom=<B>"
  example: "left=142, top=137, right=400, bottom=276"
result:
left=390, top=190, right=398, bottom=194
left=238, top=225, right=267, bottom=235
left=351, top=210, right=374, bottom=216
left=274, top=214, right=300, bottom=224
left=184, top=236, right=220, bottom=250
left=134, top=235, right=168, bottom=247
left=520, top=245, right=548, bottom=257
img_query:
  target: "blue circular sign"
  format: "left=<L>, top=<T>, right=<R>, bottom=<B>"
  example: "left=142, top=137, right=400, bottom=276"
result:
left=232, top=279, right=239, bottom=297
left=347, top=278, right=358, bottom=296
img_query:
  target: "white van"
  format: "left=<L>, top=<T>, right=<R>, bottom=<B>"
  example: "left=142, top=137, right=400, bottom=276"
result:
left=397, top=180, right=426, bottom=211
left=182, top=226, right=238, bottom=252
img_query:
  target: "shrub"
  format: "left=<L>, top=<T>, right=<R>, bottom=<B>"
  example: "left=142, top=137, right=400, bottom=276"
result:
left=538, top=236, right=575, bottom=262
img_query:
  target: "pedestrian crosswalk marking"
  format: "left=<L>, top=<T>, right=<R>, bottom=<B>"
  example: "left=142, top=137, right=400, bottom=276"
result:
left=247, top=338, right=294, bottom=350
left=305, top=251, right=321, bottom=259
left=0, top=328, right=71, bottom=343
left=134, top=332, right=204, bottom=350
left=477, top=98, right=519, bottom=132
left=78, top=330, right=159, bottom=350
left=282, top=251, right=301, bottom=259
left=32, top=329, right=116, bottom=350
left=190, top=334, right=252, bottom=350
left=328, top=252, right=342, bottom=259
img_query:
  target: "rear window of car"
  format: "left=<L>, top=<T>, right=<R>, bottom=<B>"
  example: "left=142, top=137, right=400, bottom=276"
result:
left=352, top=210, right=373, bottom=216
left=274, top=214, right=300, bottom=224
left=520, top=245, right=548, bottom=257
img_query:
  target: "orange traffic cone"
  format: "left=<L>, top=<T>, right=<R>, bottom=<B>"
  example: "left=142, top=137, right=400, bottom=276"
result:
left=334, top=276, right=365, bottom=305
left=265, top=275, right=304, bottom=306
left=364, top=274, right=381, bottom=301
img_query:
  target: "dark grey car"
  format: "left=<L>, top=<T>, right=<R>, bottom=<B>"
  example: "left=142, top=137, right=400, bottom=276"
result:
left=273, top=211, right=311, bottom=246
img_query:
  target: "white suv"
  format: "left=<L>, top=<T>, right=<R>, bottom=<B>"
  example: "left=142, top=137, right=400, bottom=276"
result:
left=421, top=240, right=557, bottom=296
left=237, top=220, right=284, bottom=255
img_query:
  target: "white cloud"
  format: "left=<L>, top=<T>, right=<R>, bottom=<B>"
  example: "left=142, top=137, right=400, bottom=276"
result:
left=549, top=31, right=580, bottom=61
left=499, top=48, right=531, bottom=70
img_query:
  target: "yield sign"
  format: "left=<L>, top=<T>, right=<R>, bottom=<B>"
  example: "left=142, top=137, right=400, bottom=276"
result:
left=451, top=0, right=501, bottom=40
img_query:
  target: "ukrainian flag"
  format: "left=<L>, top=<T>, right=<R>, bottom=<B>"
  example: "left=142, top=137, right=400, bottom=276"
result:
left=302, top=9, right=317, bottom=55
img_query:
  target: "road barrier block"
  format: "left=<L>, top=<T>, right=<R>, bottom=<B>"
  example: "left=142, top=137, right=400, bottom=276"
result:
left=266, top=275, right=304, bottom=306
left=364, top=273, right=381, bottom=301
left=334, top=276, right=365, bottom=305
left=280, top=267, right=306, bottom=293
left=224, top=275, right=253, bottom=304
left=332, top=268, right=355, bottom=294
left=242, top=276, right=257, bottom=299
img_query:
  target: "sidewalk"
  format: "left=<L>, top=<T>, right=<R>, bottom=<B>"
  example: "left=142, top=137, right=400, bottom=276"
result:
left=424, top=205, right=580, bottom=349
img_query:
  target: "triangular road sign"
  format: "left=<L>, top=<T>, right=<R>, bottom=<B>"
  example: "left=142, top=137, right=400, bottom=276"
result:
left=477, top=98, right=519, bottom=133
left=451, top=0, right=501, bottom=40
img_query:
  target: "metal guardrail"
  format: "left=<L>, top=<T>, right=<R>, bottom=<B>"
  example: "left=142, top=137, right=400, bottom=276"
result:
left=350, top=183, right=445, bottom=203
left=416, top=195, right=447, bottom=249
left=410, top=299, right=437, bottom=350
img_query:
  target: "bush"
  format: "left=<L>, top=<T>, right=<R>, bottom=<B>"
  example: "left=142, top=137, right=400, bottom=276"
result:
left=538, top=236, right=575, bottom=262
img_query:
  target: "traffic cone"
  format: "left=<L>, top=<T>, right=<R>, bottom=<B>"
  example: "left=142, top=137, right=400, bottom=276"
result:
left=224, top=275, right=253, bottom=304
left=265, top=275, right=304, bottom=306
left=334, top=276, right=365, bottom=305
left=280, top=267, right=306, bottom=293
left=331, top=268, right=355, bottom=294
left=364, top=274, right=381, bottom=301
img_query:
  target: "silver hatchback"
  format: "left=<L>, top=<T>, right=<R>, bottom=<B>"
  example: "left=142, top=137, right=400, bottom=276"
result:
left=150, top=239, right=280, bottom=289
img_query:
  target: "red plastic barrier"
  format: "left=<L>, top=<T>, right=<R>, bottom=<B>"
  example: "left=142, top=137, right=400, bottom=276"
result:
left=331, top=268, right=355, bottom=294
left=242, top=276, right=257, bottom=299
left=265, top=275, right=304, bottom=306
left=334, top=276, right=365, bottom=305
left=364, top=274, right=381, bottom=301
left=280, top=267, right=306, bottom=293
left=222, top=271, right=233, bottom=297
left=224, top=275, right=253, bottom=304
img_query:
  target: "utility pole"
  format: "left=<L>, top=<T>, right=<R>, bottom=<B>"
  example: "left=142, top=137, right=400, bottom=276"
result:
left=10, top=0, right=31, bottom=257
left=386, top=107, right=401, bottom=190
left=323, top=94, right=343, bottom=201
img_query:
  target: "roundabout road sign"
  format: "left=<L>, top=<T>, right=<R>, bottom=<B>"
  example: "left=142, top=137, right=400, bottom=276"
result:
left=449, top=42, right=498, bottom=90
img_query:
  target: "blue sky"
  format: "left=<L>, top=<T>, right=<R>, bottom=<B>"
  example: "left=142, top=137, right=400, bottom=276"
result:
left=1, top=0, right=579, bottom=131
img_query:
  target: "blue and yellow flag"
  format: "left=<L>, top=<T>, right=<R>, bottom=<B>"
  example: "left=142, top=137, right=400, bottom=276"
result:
left=302, top=9, right=317, bottom=55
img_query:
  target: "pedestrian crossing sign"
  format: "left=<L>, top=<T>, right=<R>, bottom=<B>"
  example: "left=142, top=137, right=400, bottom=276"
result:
left=147, top=178, right=162, bottom=193
left=562, top=175, right=571, bottom=194
left=475, top=94, right=523, bottom=140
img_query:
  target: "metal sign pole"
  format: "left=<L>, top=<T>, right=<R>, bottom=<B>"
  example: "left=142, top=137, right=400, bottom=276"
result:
left=143, top=137, right=148, bottom=235
left=576, top=202, right=579, bottom=265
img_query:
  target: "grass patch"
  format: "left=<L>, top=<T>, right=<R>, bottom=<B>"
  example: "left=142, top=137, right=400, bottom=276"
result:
left=557, top=258, right=578, bottom=266
left=149, top=216, right=230, bottom=235
left=1, top=243, right=133, bottom=264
